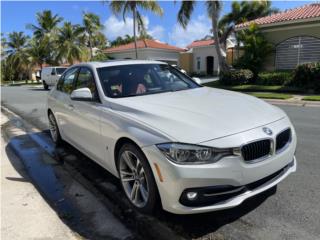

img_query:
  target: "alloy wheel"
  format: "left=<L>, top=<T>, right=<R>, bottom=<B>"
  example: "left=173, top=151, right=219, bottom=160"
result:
left=48, top=114, right=58, bottom=143
left=119, top=150, right=149, bottom=208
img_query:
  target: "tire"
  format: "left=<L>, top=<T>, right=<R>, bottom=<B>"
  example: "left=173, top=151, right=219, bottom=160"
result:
left=117, top=143, right=159, bottom=214
left=48, top=112, right=62, bottom=145
left=43, top=81, right=49, bottom=90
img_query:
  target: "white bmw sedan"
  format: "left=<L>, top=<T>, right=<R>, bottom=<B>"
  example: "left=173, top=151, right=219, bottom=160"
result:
left=47, top=60, right=297, bottom=214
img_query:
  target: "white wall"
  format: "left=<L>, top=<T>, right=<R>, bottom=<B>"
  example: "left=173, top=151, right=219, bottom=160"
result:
left=192, top=46, right=219, bottom=74
left=108, top=48, right=180, bottom=64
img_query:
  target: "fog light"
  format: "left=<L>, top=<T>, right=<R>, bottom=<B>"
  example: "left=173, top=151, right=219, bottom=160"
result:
left=186, top=192, right=198, bottom=200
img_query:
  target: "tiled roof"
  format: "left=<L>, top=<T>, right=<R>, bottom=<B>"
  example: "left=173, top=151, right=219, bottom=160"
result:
left=103, top=39, right=184, bottom=53
left=236, top=3, right=320, bottom=29
left=186, top=39, right=215, bottom=49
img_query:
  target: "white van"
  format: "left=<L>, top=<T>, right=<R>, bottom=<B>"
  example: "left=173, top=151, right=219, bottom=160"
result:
left=41, top=67, right=67, bottom=90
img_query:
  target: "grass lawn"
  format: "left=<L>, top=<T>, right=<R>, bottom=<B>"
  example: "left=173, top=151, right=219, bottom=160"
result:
left=302, top=96, right=320, bottom=101
left=5, top=81, right=42, bottom=86
left=247, top=92, right=293, bottom=100
left=204, top=82, right=301, bottom=93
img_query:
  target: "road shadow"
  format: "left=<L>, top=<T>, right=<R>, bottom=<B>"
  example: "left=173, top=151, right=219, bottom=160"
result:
left=50, top=133, right=276, bottom=239
left=4, top=135, right=101, bottom=240
left=28, top=88, right=49, bottom=91
left=156, top=187, right=276, bottom=238
left=6, top=130, right=277, bottom=240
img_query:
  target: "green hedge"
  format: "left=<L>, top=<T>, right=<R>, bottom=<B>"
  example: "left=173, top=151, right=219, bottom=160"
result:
left=288, top=62, right=320, bottom=93
left=220, top=69, right=253, bottom=86
left=257, top=71, right=292, bottom=86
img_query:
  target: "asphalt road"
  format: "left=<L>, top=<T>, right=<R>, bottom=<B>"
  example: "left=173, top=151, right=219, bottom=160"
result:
left=1, top=85, right=320, bottom=239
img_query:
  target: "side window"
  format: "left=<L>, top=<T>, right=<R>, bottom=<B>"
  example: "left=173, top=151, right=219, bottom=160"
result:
left=75, top=67, right=98, bottom=99
left=51, top=68, right=56, bottom=75
left=57, top=68, right=79, bottom=94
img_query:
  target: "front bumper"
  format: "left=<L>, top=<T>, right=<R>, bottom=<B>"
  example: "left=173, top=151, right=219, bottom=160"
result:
left=142, top=117, right=297, bottom=214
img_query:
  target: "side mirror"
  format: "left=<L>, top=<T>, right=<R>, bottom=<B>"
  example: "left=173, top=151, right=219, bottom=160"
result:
left=192, top=77, right=201, bottom=85
left=70, top=88, right=93, bottom=101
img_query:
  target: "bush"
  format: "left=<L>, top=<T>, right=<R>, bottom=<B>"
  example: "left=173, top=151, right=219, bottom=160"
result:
left=257, top=71, right=293, bottom=86
left=288, top=62, right=320, bottom=93
left=220, top=69, right=253, bottom=86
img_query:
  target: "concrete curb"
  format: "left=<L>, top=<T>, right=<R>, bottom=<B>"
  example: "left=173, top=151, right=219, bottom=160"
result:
left=2, top=106, right=134, bottom=240
left=264, top=99, right=320, bottom=107
left=1, top=106, right=185, bottom=240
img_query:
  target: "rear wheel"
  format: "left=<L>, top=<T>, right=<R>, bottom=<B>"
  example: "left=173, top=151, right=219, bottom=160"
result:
left=118, top=143, right=159, bottom=214
left=43, top=81, right=49, bottom=90
left=48, top=112, right=62, bottom=145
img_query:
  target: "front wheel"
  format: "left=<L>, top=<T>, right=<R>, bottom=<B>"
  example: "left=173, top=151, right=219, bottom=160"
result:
left=118, top=143, right=159, bottom=214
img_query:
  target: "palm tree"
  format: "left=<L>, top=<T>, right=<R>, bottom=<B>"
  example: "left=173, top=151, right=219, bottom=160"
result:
left=5, top=31, right=29, bottom=80
left=56, top=22, right=86, bottom=64
left=109, top=0, right=163, bottom=59
left=178, top=0, right=229, bottom=73
left=27, top=10, right=63, bottom=40
left=219, top=1, right=278, bottom=49
left=26, top=37, right=51, bottom=72
left=82, top=12, right=103, bottom=59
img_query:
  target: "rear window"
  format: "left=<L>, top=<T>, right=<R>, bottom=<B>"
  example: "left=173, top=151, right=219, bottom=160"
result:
left=56, top=68, right=67, bottom=75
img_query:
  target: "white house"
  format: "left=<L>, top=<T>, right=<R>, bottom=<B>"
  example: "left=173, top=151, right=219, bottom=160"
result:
left=103, top=39, right=185, bottom=65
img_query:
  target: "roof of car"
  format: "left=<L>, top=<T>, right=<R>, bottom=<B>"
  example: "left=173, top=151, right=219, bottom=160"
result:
left=72, top=59, right=167, bottom=68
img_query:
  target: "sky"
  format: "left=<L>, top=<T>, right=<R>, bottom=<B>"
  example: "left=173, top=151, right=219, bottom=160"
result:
left=1, top=1, right=315, bottom=47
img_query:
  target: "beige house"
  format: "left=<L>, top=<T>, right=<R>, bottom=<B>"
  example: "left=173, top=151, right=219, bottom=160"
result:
left=103, top=39, right=184, bottom=65
left=179, top=39, right=219, bottom=76
left=235, top=3, right=320, bottom=71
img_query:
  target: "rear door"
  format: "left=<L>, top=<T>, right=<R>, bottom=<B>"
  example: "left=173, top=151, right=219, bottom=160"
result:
left=52, top=67, right=80, bottom=141
left=67, top=67, right=104, bottom=164
left=49, top=68, right=56, bottom=85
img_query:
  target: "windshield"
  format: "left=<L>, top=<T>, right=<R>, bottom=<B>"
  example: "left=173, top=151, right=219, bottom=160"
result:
left=97, top=64, right=200, bottom=98
left=56, top=68, right=67, bottom=75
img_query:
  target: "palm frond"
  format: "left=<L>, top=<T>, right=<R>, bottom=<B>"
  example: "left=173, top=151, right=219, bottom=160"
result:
left=177, top=0, right=195, bottom=29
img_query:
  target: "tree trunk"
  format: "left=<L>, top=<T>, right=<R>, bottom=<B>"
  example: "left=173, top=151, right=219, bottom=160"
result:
left=89, top=35, right=93, bottom=60
left=133, top=7, right=138, bottom=59
left=212, top=4, right=229, bottom=74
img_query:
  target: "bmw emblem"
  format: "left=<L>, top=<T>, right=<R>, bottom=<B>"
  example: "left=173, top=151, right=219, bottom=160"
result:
left=262, top=127, right=273, bottom=136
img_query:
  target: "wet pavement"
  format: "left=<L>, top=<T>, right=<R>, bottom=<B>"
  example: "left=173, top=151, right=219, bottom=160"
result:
left=2, top=86, right=320, bottom=239
left=2, top=110, right=133, bottom=240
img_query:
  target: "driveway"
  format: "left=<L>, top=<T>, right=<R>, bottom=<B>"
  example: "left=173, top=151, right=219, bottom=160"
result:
left=1, top=85, right=320, bottom=239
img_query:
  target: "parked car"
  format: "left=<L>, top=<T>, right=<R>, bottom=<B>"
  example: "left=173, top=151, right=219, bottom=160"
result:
left=47, top=60, right=297, bottom=214
left=41, top=66, right=67, bottom=90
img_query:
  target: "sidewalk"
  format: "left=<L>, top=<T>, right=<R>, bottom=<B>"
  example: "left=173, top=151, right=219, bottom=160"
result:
left=1, top=114, right=78, bottom=240
left=264, top=96, right=320, bottom=107
left=199, top=76, right=219, bottom=84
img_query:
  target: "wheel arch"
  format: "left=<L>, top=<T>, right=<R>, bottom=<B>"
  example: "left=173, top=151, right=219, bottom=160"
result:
left=114, top=137, right=141, bottom=171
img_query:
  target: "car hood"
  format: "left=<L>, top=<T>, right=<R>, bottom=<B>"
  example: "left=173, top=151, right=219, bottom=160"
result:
left=109, top=87, right=286, bottom=143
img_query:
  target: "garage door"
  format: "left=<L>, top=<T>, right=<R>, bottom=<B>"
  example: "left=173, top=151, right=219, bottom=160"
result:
left=275, top=36, right=320, bottom=70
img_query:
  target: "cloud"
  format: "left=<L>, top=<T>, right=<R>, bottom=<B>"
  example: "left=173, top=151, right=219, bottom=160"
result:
left=103, top=15, right=165, bottom=41
left=169, top=15, right=211, bottom=47
left=148, top=25, right=165, bottom=40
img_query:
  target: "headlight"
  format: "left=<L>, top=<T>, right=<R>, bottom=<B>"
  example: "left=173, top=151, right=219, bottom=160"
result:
left=156, top=143, right=234, bottom=164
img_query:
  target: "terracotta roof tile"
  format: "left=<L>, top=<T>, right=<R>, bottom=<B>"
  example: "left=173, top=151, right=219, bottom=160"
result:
left=186, top=39, right=215, bottom=49
left=236, top=3, right=320, bottom=29
left=103, top=39, right=184, bottom=53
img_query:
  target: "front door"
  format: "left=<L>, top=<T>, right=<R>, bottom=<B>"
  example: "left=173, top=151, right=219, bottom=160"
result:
left=53, top=67, right=80, bottom=141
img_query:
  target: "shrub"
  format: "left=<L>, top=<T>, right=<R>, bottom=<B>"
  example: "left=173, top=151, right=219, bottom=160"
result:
left=288, top=62, right=320, bottom=93
left=257, top=71, right=293, bottom=86
left=220, top=69, right=254, bottom=86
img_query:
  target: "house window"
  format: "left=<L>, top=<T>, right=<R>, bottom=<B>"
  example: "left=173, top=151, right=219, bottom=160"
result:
left=197, top=57, right=201, bottom=70
left=276, top=36, right=320, bottom=70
